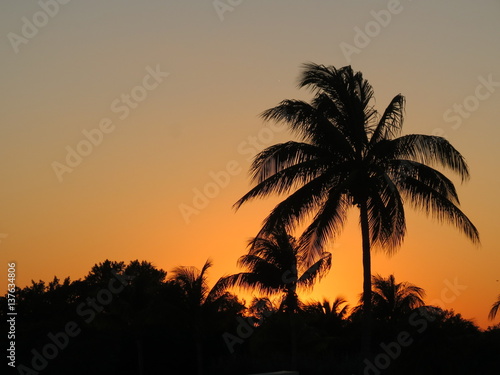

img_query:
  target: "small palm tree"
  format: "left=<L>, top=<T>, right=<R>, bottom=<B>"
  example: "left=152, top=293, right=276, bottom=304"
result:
left=305, top=297, right=349, bottom=318
left=226, top=227, right=330, bottom=369
left=247, top=296, right=278, bottom=323
left=488, top=294, right=500, bottom=320
left=350, top=274, right=425, bottom=341
left=225, top=226, right=332, bottom=313
left=304, top=297, right=350, bottom=333
left=370, top=274, right=425, bottom=323
left=234, top=63, right=479, bottom=353
left=169, top=259, right=230, bottom=311
left=169, top=259, right=233, bottom=375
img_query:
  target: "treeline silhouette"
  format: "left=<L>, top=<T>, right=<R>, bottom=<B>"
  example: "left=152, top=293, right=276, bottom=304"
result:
left=2, top=259, right=499, bottom=375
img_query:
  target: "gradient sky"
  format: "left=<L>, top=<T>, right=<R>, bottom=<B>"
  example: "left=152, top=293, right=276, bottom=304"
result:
left=1, top=0, right=499, bottom=329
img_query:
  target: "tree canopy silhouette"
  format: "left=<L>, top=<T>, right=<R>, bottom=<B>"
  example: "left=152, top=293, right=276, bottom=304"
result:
left=168, top=259, right=243, bottom=375
left=2, top=258, right=498, bottom=374
left=224, top=226, right=331, bottom=313
left=352, top=274, right=425, bottom=325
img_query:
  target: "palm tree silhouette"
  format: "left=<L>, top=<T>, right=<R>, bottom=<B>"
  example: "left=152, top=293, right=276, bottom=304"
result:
left=304, top=297, right=350, bottom=335
left=169, top=259, right=234, bottom=375
left=352, top=274, right=425, bottom=325
left=371, top=274, right=425, bottom=320
left=488, top=294, right=500, bottom=320
left=224, top=226, right=332, bottom=313
left=225, top=226, right=330, bottom=369
left=247, top=296, right=278, bottom=321
left=305, top=297, right=350, bottom=320
left=234, top=63, right=479, bottom=355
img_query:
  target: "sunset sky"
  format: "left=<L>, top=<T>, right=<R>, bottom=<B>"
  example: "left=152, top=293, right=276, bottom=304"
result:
left=1, top=0, right=499, bottom=329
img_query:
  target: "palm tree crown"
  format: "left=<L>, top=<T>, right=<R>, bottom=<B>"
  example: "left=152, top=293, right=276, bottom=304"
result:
left=304, top=297, right=350, bottom=321
left=169, top=259, right=231, bottom=314
left=169, top=259, right=239, bottom=375
left=225, top=227, right=332, bottom=312
left=369, top=274, right=425, bottom=322
left=235, top=63, right=479, bottom=252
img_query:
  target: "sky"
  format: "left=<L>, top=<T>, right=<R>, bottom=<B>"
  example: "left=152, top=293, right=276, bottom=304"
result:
left=1, top=0, right=499, bottom=329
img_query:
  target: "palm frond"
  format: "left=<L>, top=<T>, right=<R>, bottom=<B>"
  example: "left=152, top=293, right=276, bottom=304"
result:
left=366, top=174, right=406, bottom=254
left=222, top=271, right=282, bottom=295
left=200, top=258, right=213, bottom=279
left=370, top=274, right=426, bottom=320
left=488, top=295, right=500, bottom=320
left=387, top=134, right=470, bottom=182
left=206, top=275, right=232, bottom=304
left=298, top=63, right=375, bottom=149
left=329, top=297, right=350, bottom=318
left=255, top=171, right=340, bottom=236
left=250, top=141, right=324, bottom=183
left=233, top=158, right=329, bottom=211
left=387, top=160, right=460, bottom=205
left=297, top=252, right=332, bottom=290
left=397, top=177, right=480, bottom=244
left=299, top=186, right=350, bottom=259
left=370, top=94, right=405, bottom=144
left=260, top=99, right=354, bottom=154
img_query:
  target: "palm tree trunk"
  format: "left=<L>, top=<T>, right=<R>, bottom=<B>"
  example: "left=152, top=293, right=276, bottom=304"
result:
left=359, top=200, right=372, bottom=361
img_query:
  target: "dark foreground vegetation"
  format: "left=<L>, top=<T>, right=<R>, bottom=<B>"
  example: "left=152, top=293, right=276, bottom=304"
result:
left=2, top=260, right=499, bottom=375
